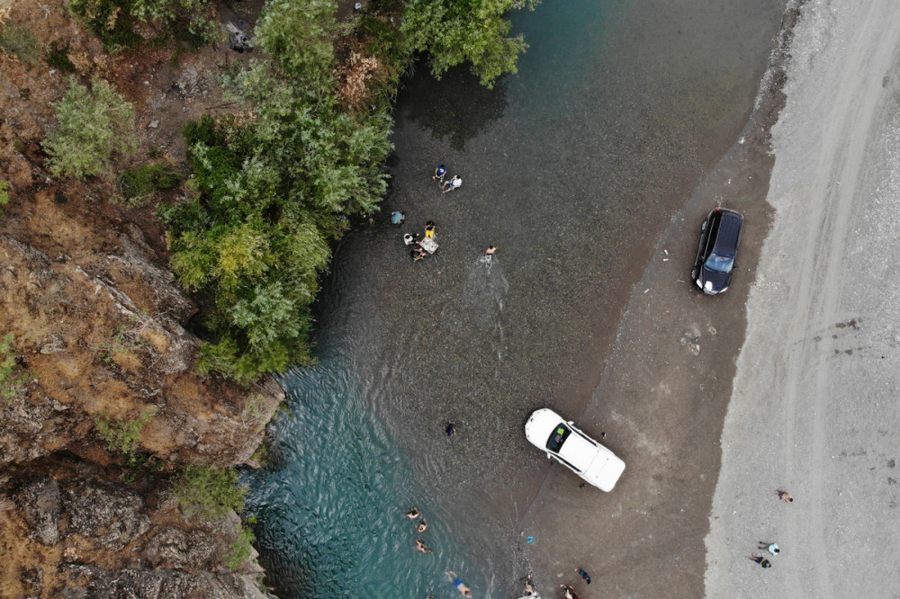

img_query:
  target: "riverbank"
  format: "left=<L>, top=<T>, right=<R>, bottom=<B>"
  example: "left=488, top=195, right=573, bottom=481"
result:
left=705, top=1, right=900, bottom=596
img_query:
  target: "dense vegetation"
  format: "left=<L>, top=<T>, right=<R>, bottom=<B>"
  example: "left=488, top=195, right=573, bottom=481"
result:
left=159, top=0, right=537, bottom=383
left=43, top=77, right=137, bottom=179
left=162, top=0, right=392, bottom=382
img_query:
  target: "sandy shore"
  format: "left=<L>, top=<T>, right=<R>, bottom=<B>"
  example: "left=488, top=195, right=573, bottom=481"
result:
left=704, top=1, right=900, bottom=597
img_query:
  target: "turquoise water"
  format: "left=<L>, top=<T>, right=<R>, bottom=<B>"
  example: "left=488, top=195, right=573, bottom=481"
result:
left=247, top=0, right=786, bottom=596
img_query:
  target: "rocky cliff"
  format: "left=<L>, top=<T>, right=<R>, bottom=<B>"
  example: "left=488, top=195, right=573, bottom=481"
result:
left=1, top=1, right=283, bottom=596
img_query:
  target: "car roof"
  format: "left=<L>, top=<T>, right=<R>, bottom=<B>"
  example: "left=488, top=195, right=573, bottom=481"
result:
left=558, top=430, right=599, bottom=471
left=712, top=209, right=743, bottom=256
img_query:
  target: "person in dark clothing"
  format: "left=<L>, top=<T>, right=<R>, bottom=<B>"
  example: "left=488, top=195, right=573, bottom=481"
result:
left=575, top=567, right=591, bottom=584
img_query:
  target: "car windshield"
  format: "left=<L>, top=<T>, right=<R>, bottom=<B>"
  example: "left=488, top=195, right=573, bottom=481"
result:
left=546, top=423, right=571, bottom=452
left=704, top=252, right=734, bottom=273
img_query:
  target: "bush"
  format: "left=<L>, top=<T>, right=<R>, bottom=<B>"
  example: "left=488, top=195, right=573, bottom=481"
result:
left=402, top=0, right=539, bottom=88
left=0, top=180, right=9, bottom=215
left=225, top=525, right=255, bottom=570
left=46, top=42, right=77, bottom=73
left=118, top=162, right=182, bottom=204
left=43, top=77, right=137, bottom=179
left=174, top=465, right=246, bottom=521
left=0, top=25, right=41, bottom=64
left=0, top=334, right=24, bottom=401
left=95, top=406, right=158, bottom=455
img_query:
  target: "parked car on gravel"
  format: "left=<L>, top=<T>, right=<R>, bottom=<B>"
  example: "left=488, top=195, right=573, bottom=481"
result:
left=524, top=408, right=625, bottom=492
left=691, top=207, right=744, bottom=295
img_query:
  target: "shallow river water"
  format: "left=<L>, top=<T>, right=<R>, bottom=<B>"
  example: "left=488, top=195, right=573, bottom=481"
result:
left=245, top=0, right=785, bottom=596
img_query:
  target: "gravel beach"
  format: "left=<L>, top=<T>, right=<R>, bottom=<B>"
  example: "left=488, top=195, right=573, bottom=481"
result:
left=704, top=1, right=900, bottom=597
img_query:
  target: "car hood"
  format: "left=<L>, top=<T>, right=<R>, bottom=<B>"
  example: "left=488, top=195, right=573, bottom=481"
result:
left=583, top=450, right=626, bottom=492
left=524, top=408, right=563, bottom=449
left=700, top=265, right=731, bottom=293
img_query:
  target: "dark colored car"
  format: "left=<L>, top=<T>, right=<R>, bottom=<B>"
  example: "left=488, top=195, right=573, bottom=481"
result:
left=691, top=208, right=743, bottom=295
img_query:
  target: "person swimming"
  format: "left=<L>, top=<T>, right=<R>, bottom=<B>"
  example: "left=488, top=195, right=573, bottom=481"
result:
left=416, top=519, right=428, bottom=533
left=446, top=571, right=473, bottom=598
left=405, top=508, right=421, bottom=519
left=415, top=539, right=432, bottom=553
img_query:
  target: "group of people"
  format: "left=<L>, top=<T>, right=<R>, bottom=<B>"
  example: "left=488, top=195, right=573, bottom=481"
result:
left=405, top=507, right=432, bottom=554
left=392, top=164, right=498, bottom=263
left=748, top=489, right=793, bottom=569
left=433, top=163, right=463, bottom=193
left=405, top=507, right=476, bottom=598
left=404, top=221, right=437, bottom=261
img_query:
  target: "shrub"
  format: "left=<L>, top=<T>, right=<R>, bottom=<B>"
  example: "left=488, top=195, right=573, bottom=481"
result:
left=46, top=42, right=77, bottom=73
left=118, top=162, right=182, bottom=204
left=0, top=25, right=41, bottom=64
left=0, top=180, right=9, bottom=215
left=225, top=525, right=255, bottom=570
left=402, top=0, right=539, bottom=88
left=43, top=77, right=137, bottom=179
left=174, top=465, right=246, bottom=521
left=95, top=406, right=158, bottom=455
left=0, top=334, right=24, bottom=401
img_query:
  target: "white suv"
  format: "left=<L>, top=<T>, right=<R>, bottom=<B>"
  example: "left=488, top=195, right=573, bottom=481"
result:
left=524, top=408, right=625, bottom=492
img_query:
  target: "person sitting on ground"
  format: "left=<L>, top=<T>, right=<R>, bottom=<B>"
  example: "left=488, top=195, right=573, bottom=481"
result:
left=523, top=580, right=537, bottom=596
left=391, top=210, right=406, bottom=225
left=415, top=538, right=432, bottom=553
left=446, top=571, right=473, bottom=598
left=433, top=164, right=448, bottom=183
left=442, top=175, right=463, bottom=193
left=416, top=519, right=428, bottom=533
left=484, top=245, right=497, bottom=256
left=412, top=248, right=426, bottom=262
left=404, top=233, right=415, bottom=246
left=405, top=508, right=421, bottom=519
left=425, top=221, right=436, bottom=239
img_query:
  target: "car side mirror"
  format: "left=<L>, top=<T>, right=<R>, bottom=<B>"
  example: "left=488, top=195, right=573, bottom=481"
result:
left=546, top=453, right=552, bottom=460
left=567, top=420, right=574, bottom=425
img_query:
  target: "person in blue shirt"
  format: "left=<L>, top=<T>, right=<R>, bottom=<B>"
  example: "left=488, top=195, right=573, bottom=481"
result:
left=433, top=164, right=448, bottom=183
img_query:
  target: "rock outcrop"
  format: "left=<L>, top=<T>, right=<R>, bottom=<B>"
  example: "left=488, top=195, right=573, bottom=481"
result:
left=0, top=1, right=283, bottom=596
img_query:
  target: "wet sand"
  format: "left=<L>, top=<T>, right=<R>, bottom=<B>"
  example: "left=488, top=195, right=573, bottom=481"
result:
left=704, top=1, right=900, bottom=596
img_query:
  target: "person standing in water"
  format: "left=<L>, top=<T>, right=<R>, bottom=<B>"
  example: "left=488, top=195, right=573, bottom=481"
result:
left=445, top=571, right=473, bottom=598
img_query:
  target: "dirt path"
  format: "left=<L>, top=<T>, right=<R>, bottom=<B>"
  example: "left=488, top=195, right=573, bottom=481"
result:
left=704, top=1, right=900, bottom=597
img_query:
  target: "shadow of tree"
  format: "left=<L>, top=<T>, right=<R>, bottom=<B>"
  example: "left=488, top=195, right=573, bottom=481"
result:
left=398, top=62, right=509, bottom=151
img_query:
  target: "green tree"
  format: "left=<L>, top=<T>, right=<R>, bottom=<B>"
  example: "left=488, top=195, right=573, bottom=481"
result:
left=255, top=0, right=336, bottom=87
left=402, top=0, right=539, bottom=88
left=43, top=77, right=137, bottom=179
